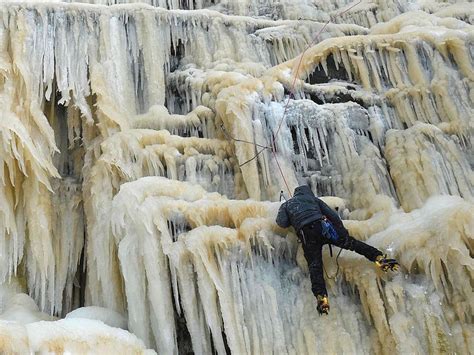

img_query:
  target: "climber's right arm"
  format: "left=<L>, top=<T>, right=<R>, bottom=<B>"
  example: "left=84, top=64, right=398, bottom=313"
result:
left=276, top=202, right=291, bottom=228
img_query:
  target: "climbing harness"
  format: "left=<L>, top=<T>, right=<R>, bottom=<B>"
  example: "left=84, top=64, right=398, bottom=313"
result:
left=321, top=216, right=339, bottom=243
left=298, top=218, right=342, bottom=280
left=320, top=216, right=342, bottom=280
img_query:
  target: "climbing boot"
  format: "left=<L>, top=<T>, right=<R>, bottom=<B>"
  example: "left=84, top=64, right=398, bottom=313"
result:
left=375, top=254, right=399, bottom=272
left=316, top=295, right=330, bottom=315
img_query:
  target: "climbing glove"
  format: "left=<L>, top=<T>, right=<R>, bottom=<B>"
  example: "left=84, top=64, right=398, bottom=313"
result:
left=375, top=254, right=400, bottom=272
left=316, top=295, right=330, bottom=315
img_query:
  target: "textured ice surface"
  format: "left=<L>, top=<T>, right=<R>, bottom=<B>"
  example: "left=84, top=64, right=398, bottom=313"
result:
left=0, top=0, right=472, bottom=353
left=0, top=317, right=155, bottom=354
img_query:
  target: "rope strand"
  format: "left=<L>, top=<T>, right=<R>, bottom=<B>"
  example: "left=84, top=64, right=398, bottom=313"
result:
left=323, top=247, right=343, bottom=280
left=218, top=1, right=362, bottom=197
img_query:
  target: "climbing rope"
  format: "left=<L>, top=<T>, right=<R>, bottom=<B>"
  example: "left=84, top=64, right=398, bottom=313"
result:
left=270, top=0, right=362, bottom=197
left=219, top=1, right=363, bottom=197
left=220, top=123, right=271, bottom=151
left=323, top=247, right=343, bottom=280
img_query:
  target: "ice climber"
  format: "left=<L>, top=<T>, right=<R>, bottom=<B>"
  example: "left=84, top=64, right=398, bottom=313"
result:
left=276, top=185, right=399, bottom=315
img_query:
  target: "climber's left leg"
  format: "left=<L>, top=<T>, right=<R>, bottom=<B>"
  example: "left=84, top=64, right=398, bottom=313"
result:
left=331, top=231, right=382, bottom=262
left=331, top=229, right=399, bottom=271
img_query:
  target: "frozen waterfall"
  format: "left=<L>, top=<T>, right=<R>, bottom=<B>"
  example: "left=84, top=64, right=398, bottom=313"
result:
left=0, top=0, right=472, bottom=353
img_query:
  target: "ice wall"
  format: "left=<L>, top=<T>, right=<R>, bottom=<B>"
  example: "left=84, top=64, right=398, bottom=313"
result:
left=0, top=0, right=472, bottom=353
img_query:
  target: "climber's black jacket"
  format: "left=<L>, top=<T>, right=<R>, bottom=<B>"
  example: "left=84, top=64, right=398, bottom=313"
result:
left=276, top=185, right=345, bottom=232
left=275, top=185, right=383, bottom=297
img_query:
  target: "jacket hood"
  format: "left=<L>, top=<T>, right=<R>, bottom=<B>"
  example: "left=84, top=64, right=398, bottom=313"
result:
left=293, top=185, right=313, bottom=196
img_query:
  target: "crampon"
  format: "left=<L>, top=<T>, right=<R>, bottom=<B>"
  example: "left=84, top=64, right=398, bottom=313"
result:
left=375, top=254, right=400, bottom=272
left=316, top=295, right=330, bottom=315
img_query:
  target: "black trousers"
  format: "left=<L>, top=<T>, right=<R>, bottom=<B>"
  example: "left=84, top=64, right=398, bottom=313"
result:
left=299, top=221, right=382, bottom=297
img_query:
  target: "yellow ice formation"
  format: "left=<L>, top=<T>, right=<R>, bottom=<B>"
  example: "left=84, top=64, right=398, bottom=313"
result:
left=0, top=0, right=472, bottom=353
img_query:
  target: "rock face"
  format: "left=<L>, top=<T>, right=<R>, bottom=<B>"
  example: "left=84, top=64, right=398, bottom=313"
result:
left=0, top=0, right=472, bottom=353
